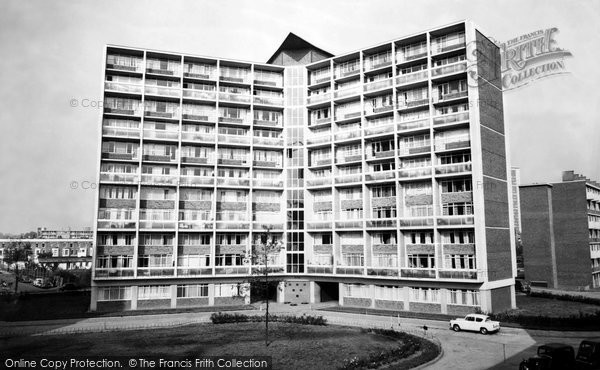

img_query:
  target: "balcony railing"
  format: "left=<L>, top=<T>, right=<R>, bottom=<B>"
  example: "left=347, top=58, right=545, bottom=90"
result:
left=433, top=90, right=468, bottom=103
left=101, top=151, right=139, bottom=161
left=364, top=56, right=392, bottom=71
left=177, top=267, right=213, bottom=276
left=182, top=89, right=217, bottom=100
left=181, top=132, right=215, bottom=142
left=397, top=117, right=430, bottom=131
left=334, top=86, right=361, bottom=99
left=253, top=77, right=283, bottom=88
left=367, top=149, right=395, bottom=160
left=336, top=267, right=364, bottom=275
left=398, top=167, right=432, bottom=179
left=307, top=177, right=332, bottom=187
left=366, top=219, right=397, bottom=228
left=435, top=163, right=472, bottom=175
left=144, top=109, right=180, bottom=120
left=401, top=268, right=436, bottom=278
left=335, top=111, right=362, bottom=122
left=102, top=126, right=140, bottom=138
left=106, top=58, right=143, bottom=73
left=335, top=174, right=362, bottom=184
left=181, top=156, right=214, bottom=165
left=435, top=138, right=470, bottom=151
left=365, top=123, right=394, bottom=136
left=335, top=129, right=362, bottom=141
left=218, top=115, right=251, bottom=125
left=215, top=221, right=250, bottom=230
left=438, top=269, right=478, bottom=280
left=437, top=215, right=475, bottom=226
left=178, top=221, right=214, bottom=230
left=138, top=220, right=176, bottom=229
left=94, top=269, right=135, bottom=278
left=217, top=157, right=250, bottom=166
left=137, top=268, right=174, bottom=277
left=396, top=49, right=428, bottom=63
left=396, top=71, right=428, bottom=86
left=307, top=221, right=332, bottom=230
left=334, top=66, right=360, bottom=79
left=310, top=158, right=332, bottom=167
left=219, top=74, right=251, bottom=84
left=104, top=82, right=143, bottom=94
left=310, top=74, right=331, bottom=85
left=364, top=79, right=393, bottom=93
left=179, top=176, right=214, bottom=187
left=397, top=98, right=429, bottom=110
left=104, top=106, right=141, bottom=116
left=432, top=39, right=466, bottom=54
left=253, top=160, right=282, bottom=168
left=215, top=266, right=250, bottom=275
left=433, top=111, right=469, bottom=126
left=100, top=172, right=139, bottom=183
left=253, top=137, right=284, bottom=146
left=253, top=95, right=284, bottom=106
left=307, top=134, right=331, bottom=146
left=307, top=266, right=333, bottom=274
left=367, top=268, right=398, bottom=277
left=365, top=171, right=395, bottom=182
left=335, top=220, right=363, bottom=229
left=218, top=134, right=251, bottom=145
left=97, top=220, right=137, bottom=229
left=141, top=174, right=179, bottom=185
left=365, top=105, right=394, bottom=116
left=253, top=119, right=282, bottom=128
left=144, top=86, right=180, bottom=97
left=146, top=66, right=180, bottom=76
left=307, top=93, right=331, bottom=105
left=398, top=144, right=431, bottom=156
left=399, top=217, right=434, bottom=227
left=253, top=179, right=284, bottom=188
left=219, top=92, right=251, bottom=104
left=183, top=70, right=216, bottom=80
left=143, top=130, right=179, bottom=140
left=336, top=154, right=362, bottom=164
left=432, top=61, right=467, bottom=78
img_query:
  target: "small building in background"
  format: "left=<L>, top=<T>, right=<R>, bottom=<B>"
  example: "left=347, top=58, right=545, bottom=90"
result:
left=520, top=171, right=600, bottom=289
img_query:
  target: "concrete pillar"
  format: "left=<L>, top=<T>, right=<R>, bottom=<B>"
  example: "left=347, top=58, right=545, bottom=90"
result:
left=369, top=284, right=376, bottom=308
left=339, top=283, right=344, bottom=306
left=208, top=284, right=215, bottom=306
left=310, top=281, right=321, bottom=303
left=510, top=285, right=517, bottom=309
left=90, top=285, right=98, bottom=312
left=440, top=288, right=448, bottom=314
left=131, top=286, right=138, bottom=310
left=277, top=281, right=285, bottom=303
left=170, top=284, right=177, bottom=308
left=479, top=289, right=492, bottom=313
left=403, top=286, right=410, bottom=311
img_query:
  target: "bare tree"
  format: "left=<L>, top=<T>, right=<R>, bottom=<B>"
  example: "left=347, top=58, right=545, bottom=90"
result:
left=245, top=228, right=284, bottom=346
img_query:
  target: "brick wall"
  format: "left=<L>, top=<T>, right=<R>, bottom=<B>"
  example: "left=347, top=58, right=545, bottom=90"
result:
left=98, top=245, right=134, bottom=255
left=214, top=296, right=245, bottom=306
left=137, top=299, right=171, bottom=310
left=140, top=200, right=175, bottom=209
left=410, top=302, right=442, bottom=314
left=180, top=201, right=212, bottom=210
left=254, top=203, right=280, bottom=212
left=176, top=298, right=209, bottom=308
left=178, top=245, right=211, bottom=255
left=97, top=301, right=132, bottom=312
left=372, top=197, right=396, bottom=208
left=374, top=299, right=404, bottom=311
left=447, top=305, right=477, bottom=316
left=490, top=286, right=511, bottom=313
left=405, top=194, right=433, bottom=206
left=343, top=297, right=372, bottom=307
left=314, top=201, right=333, bottom=212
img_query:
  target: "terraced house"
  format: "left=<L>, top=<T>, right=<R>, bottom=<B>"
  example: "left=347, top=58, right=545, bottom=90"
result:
left=92, top=20, right=517, bottom=314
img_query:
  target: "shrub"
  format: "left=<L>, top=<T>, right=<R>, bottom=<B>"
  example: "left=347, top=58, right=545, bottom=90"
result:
left=529, top=291, right=600, bottom=306
left=210, top=312, right=326, bottom=326
left=477, top=308, right=600, bottom=329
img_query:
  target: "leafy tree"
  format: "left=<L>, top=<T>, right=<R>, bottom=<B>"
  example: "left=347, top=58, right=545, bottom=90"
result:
left=3, top=241, right=32, bottom=293
left=245, top=228, right=285, bottom=346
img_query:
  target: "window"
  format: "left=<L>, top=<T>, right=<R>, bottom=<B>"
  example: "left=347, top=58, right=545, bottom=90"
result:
left=138, top=285, right=170, bottom=300
left=442, top=202, right=473, bottom=216
left=215, top=283, right=239, bottom=297
left=407, top=254, right=435, bottom=268
left=374, top=285, right=401, bottom=301
left=444, top=254, right=476, bottom=269
left=98, top=286, right=131, bottom=301
left=409, top=287, right=440, bottom=303
left=342, top=253, right=364, bottom=266
left=343, top=284, right=369, bottom=298
left=372, top=185, right=396, bottom=198
left=177, top=284, right=209, bottom=298
left=442, top=230, right=475, bottom=244
left=372, top=206, right=396, bottom=219
left=406, top=232, right=434, bottom=244
left=372, top=254, right=397, bottom=267
left=448, top=289, right=480, bottom=306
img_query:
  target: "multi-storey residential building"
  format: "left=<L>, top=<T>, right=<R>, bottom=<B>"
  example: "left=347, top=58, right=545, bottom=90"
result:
left=92, top=20, right=516, bottom=314
left=520, top=171, right=600, bottom=289
left=0, top=227, right=94, bottom=270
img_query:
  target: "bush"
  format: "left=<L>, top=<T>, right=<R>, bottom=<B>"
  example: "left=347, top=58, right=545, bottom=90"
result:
left=338, top=329, right=423, bottom=370
left=477, top=308, right=600, bottom=329
left=210, top=312, right=326, bottom=325
left=529, top=291, right=600, bottom=306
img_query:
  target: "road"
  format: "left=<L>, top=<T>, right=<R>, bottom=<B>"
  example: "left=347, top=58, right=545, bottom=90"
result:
left=2, top=303, right=600, bottom=370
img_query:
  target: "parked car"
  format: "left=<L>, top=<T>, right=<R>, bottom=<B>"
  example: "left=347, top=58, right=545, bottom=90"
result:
left=575, top=340, right=600, bottom=369
left=449, top=313, right=500, bottom=334
left=59, top=283, right=79, bottom=291
left=519, top=343, right=575, bottom=370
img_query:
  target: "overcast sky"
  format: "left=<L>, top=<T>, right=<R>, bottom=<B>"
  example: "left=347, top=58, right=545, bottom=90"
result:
left=0, top=0, right=598, bottom=233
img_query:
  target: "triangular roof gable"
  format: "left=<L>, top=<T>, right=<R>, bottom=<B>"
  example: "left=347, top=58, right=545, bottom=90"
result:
left=267, top=32, right=333, bottom=64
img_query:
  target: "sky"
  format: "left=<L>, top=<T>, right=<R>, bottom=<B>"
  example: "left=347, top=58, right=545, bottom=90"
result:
left=0, top=0, right=598, bottom=233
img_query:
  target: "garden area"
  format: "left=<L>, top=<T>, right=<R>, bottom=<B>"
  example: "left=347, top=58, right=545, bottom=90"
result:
left=1, top=315, right=440, bottom=370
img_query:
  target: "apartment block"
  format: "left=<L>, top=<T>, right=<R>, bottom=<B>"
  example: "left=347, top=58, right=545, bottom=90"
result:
left=520, top=171, right=600, bottom=289
left=92, top=20, right=516, bottom=314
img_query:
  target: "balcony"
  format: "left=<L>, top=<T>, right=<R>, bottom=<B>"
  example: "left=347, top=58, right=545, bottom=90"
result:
left=253, top=76, right=283, bottom=88
left=218, top=134, right=251, bottom=145
left=253, top=222, right=284, bottom=230
left=178, top=220, right=214, bottom=230
left=307, top=177, right=332, bottom=187
left=97, top=220, right=137, bottom=229
left=307, top=221, right=332, bottom=230
left=396, top=71, right=428, bottom=86
left=364, top=79, right=393, bottom=93
left=432, top=61, right=467, bottom=78
left=336, top=220, right=363, bottom=229
left=179, top=176, right=214, bottom=187
left=182, top=112, right=216, bottom=122
left=397, top=117, right=429, bottom=132
left=102, top=126, right=140, bottom=138
left=219, top=74, right=251, bottom=84
left=336, top=267, right=364, bottom=275
left=334, top=129, right=362, bottom=141
left=177, top=267, right=213, bottom=276
left=334, top=111, right=362, bottom=122
left=253, top=137, right=283, bottom=147
left=397, top=98, right=429, bottom=110
left=310, top=74, right=331, bottom=85
left=334, top=66, right=360, bottom=79
left=144, top=109, right=180, bottom=120
left=253, top=119, right=282, bottom=128
left=183, top=69, right=216, bottom=80
left=437, top=215, right=475, bottom=226
left=217, top=177, right=250, bottom=187
left=106, top=57, right=143, bottom=73
left=143, top=129, right=179, bottom=141
left=101, top=151, right=139, bottom=161
left=364, top=56, right=392, bottom=72
left=99, top=172, right=139, bottom=184
left=215, top=266, right=250, bottom=275
left=435, top=138, right=471, bottom=151
left=335, top=174, right=362, bottom=184
left=365, top=105, right=394, bottom=116
left=365, top=171, right=395, bottom=182
left=367, top=150, right=396, bottom=160
left=433, top=91, right=468, bottom=104
left=218, top=115, right=251, bottom=125
left=144, top=86, right=180, bottom=98
left=219, top=92, right=252, bottom=104
left=181, top=156, right=214, bottom=165
left=310, top=158, right=333, bottom=167
left=438, top=269, right=478, bottom=280
left=366, top=219, right=397, bottom=228
left=310, top=117, right=332, bottom=127
left=433, top=111, right=469, bottom=126
left=94, top=269, right=135, bottom=278
left=217, top=157, right=249, bottom=166
left=146, top=65, right=180, bottom=76
left=104, top=82, right=142, bottom=94
left=396, top=49, right=428, bottom=63
left=254, top=95, right=284, bottom=106
left=367, top=268, right=399, bottom=277
left=432, top=39, right=466, bottom=55
left=336, top=154, right=362, bottom=165
left=215, top=222, right=250, bottom=230
left=365, top=122, right=394, bottom=137
left=435, top=163, right=472, bottom=175
left=182, top=89, right=217, bottom=101
left=307, top=93, right=331, bottom=105
left=137, top=268, right=174, bottom=277
left=399, top=217, right=434, bottom=227
left=401, top=268, right=436, bottom=278
left=142, top=153, right=177, bottom=163
left=307, top=134, right=331, bottom=146
left=253, top=160, right=281, bottom=168
left=141, top=174, right=179, bottom=185
left=398, top=144, right=431, bottom=156
left=307, top=266, right=333, bottom=274
left=334, top=86, right=361, bottom=100
left=104, top=105, right=141, bottom=117
left=138, top=220, right=176, bottom=229
left=181, top=132, right=215, bottom=142
left=253, top=178, right=284, bottom=188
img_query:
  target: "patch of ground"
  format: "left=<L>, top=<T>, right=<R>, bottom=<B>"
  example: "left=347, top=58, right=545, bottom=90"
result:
left=514, top=294, right=600, bottom=317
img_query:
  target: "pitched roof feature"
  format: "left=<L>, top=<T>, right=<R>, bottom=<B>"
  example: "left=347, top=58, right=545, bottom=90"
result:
left=267, top=32, right=333, bottom=65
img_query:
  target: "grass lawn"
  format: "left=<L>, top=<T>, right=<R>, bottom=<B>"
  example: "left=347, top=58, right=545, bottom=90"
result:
left=514, top=293, right=600, bottom=317
left=0, top=323, right=438, bottom=369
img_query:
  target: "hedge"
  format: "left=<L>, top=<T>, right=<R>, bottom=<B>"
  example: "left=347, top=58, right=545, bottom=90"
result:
left=210, top=312, right=326, bottom=326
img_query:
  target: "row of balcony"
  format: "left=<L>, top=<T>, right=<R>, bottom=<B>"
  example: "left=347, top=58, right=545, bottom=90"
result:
left=306, top=215, right=474, bottom=230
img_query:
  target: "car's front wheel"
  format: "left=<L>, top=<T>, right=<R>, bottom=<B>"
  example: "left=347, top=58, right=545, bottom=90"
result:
left=453, top=324, right=460, bottom=332
left=480, top=327, right=488, bottom=335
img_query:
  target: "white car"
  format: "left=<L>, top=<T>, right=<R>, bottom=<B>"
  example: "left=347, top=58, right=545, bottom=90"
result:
left=449, top=313, right=500, bottom=334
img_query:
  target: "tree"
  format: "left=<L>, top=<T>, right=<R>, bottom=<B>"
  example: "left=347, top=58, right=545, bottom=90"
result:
left=245, top=228, right=284, bottom=346
left=3, top=241, right=32, bottom=294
